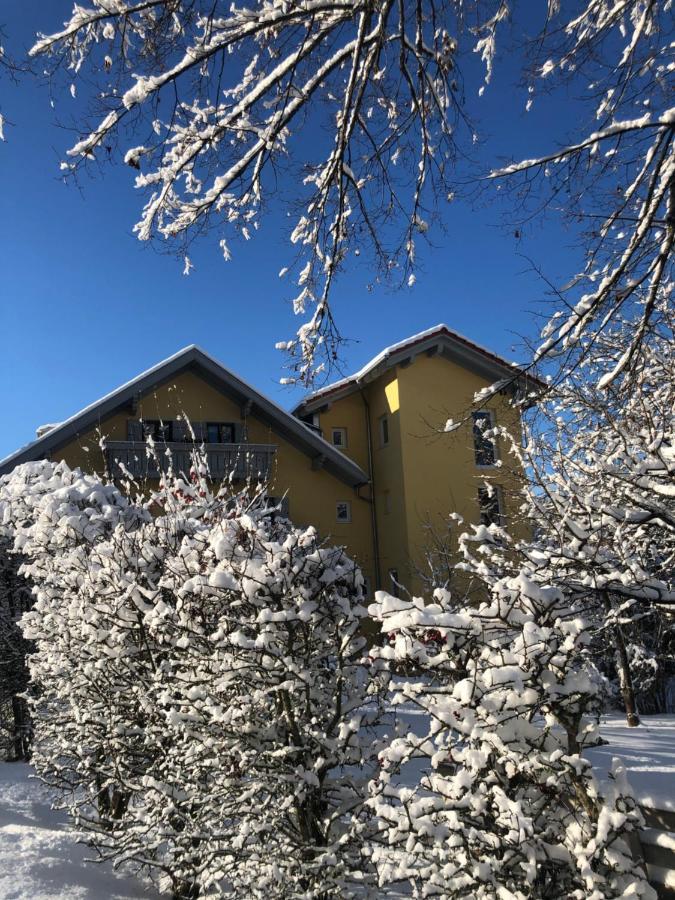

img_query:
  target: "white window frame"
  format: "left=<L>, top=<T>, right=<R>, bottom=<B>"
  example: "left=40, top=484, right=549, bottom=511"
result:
left=331, top=427, right=348, bottom=448
left=472, top=410, right=498, bottom=468
left=336, top=501, right=352, bottom=524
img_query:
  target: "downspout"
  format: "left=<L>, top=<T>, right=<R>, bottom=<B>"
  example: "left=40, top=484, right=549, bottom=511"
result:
left=360, top=388, right=382, bottom=591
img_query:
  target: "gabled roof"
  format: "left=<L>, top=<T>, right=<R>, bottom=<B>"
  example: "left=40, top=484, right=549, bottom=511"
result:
left=293, top=324, right=545, bottom=413
left=0, top=346, right=369, bottom=487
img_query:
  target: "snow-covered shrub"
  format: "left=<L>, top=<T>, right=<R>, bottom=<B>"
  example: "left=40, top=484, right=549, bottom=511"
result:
left=8, top=455, right=385, bottom=898
left=367, top=574, right=656, bottom=899
left=0, top=460, right=142, bottom=762
left=121, top=506, right=385, bottom=897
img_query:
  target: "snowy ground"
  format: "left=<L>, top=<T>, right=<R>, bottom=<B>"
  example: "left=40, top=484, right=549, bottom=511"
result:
left=0, top=764, right=160, bottom=900
left=589, top=714, right=675, bottom=811
left=1, top=714, right=673, bottom=898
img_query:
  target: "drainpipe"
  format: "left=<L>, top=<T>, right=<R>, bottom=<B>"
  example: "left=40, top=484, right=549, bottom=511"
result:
left=360, top=389, right=382, bottom=591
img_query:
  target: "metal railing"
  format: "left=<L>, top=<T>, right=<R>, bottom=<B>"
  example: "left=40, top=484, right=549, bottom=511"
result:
left=104, top=441, right=276, bottom=482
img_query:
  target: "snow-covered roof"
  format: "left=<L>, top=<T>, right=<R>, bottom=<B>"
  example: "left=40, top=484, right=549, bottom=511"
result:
left=0, top=346, right=369, bottom=487
left=35, top=423, right=63, bottom=438
left=293, top=324, right=543, bottom=413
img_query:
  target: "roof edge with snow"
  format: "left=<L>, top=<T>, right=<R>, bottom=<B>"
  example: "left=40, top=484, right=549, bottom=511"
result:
left=293, top=324, right=545, bottom=413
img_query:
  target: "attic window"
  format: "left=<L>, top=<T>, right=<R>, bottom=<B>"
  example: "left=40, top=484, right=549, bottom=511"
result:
left=143, top=420, right=172, bottom=442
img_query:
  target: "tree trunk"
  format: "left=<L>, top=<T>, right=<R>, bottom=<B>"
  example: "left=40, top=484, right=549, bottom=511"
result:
left=11, top=696, right=30, bottom=761
left=603, top=592, right=640, bottom=727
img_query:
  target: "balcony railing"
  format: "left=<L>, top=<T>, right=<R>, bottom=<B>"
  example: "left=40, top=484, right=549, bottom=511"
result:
left=104, top=441, right=277, bottom=482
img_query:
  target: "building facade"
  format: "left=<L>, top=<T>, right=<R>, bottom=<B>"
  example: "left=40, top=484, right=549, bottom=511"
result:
left=0, top=326, right=539, bottom=597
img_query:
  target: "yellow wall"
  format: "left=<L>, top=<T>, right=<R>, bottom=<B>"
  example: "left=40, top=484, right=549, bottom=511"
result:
left=313, top=370, right=412, bottom=595
left=396, top=353, right=525, bottom=595
left=312, top=354, right=527, bottom=597
left=362, top=370, right=410, bottom=595
left=309, top=391, right=369, bottom=472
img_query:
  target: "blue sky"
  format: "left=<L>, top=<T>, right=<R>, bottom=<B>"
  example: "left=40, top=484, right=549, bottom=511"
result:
left=0, top=2, right=584, bottom=460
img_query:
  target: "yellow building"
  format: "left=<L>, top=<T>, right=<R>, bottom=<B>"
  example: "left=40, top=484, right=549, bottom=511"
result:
left=0, top=326, right=539, bottom=597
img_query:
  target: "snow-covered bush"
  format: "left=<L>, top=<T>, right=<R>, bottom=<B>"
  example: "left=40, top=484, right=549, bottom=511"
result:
left=114, top=505, right=386, bottom=898
left=367, top=574, right=655, bottom=899
left=3, top=454, right=385, bottom=898
left=519, top=302, right=675, bottom=723
left=0, top=460, right=142, bottom=762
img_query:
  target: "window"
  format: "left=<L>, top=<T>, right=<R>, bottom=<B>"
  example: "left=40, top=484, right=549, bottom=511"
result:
left=336, top=501, right=352, bottom=523
left=143, top=419, right=172, bottom=442
left=478, top=485, right=503, bottom=527
left=473, top=411, right=497, bottom=466
left=379, top=415, right=390, bottom=447
left=331, top=427, right=348, bottom=448
left=206, top=422, right=236, bottom=443
left=388, top=568, right=400, bottom=598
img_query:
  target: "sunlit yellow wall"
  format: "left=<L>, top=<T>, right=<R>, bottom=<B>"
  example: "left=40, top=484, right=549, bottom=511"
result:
left=317, top=354, right=527, bottom=598
left=397, top=353, right=526, bottom=596
left=362, top=370, right=409, bottom=594
left=315, top=370, right=410, bottom=594
left=53, top=370, right=376, bottom=586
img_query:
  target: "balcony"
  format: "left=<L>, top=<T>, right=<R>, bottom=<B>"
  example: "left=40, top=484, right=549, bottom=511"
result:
left=104, top=441, right=277, bottom=482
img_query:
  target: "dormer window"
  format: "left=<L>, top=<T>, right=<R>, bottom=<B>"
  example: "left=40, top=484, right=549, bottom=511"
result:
left=472, top=411, right=497, bottom=467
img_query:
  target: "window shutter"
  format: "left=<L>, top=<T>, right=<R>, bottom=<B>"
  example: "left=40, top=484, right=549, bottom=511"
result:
left=127, top=420, right=143, bottom=441
left=233, top=422, right=245, bottom=444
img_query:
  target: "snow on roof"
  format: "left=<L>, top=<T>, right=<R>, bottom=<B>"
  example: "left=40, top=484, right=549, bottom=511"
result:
left=295, top=324, right=531, bottom=409
left=35, top=423, right=63, bottom=439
